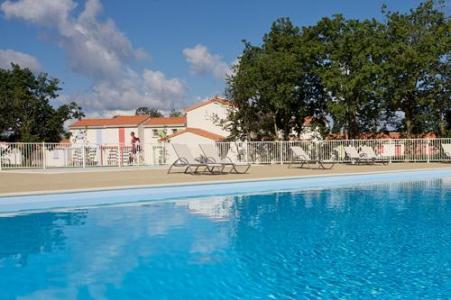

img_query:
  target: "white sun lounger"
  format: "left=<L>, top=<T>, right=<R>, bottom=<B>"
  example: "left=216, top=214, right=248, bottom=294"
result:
left=168, top=144, right=224, bottom=175
left=359, top=146, right=388, bottom=165
left=344, top=146, right=386, bottom=165
left=442, top=144, right=451, bottom=159
left=288, top=145, right=334, bottom=169
left=344, top=146, right=369, bottom=164
left=200, top=144, right=251, bottom=174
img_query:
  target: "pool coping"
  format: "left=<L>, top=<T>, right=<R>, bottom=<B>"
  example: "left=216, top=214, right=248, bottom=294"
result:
left=1, top=166, right=450, bottom=198
left=0, top=167, right=450, bottom=215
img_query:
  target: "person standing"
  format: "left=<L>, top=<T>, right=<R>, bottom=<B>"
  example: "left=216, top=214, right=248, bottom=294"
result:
left=129, top=132, right=141, bottom=164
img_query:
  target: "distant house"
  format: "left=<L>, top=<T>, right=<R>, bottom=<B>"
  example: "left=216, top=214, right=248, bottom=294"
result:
left=325, top=131, right=437, bottom=140
left=142, top=117, right=187, bottom=143
left=297, top=116, right=323, bottom=140
left=68, top=96, right=232, bottom=146
left=69, top=115, right=149, bottom=145
left=165, top=96, right=232, bottom=144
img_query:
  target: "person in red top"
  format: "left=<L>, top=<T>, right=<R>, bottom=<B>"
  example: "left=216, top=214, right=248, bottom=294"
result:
left=129, top=132, right=141, bottom=164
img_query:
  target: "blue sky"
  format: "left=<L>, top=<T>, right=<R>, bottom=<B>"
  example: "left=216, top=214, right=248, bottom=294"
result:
left=0, top=0, right=431, bottom=116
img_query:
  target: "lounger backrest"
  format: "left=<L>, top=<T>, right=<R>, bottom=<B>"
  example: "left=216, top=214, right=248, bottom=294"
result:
left=200, top=144, right=222, bottom=162
left=442, top=144, right=451, bottom=155
left=172, top=144, right=198, bottom=164
left=291, top=146, right=311, bottom=160
left=344, top=146, right=360, bottom=159
left=361, top=146, right=377, bottom=159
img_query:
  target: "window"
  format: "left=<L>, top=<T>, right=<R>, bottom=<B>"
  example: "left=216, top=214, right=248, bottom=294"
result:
left=172, top=129, right=178, bottom=134
left=152, top=129, right=158, bottom=137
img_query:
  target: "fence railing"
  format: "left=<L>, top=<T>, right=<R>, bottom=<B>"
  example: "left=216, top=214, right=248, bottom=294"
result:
left=1, top=138, right=450, bottom=170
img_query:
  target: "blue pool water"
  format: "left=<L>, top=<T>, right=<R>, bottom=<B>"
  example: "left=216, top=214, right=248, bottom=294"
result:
left=0, top=177, right=450, bottom=299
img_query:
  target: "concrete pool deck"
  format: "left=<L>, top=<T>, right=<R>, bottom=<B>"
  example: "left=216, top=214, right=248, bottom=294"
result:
left=0, top=163, right=450, bottom=196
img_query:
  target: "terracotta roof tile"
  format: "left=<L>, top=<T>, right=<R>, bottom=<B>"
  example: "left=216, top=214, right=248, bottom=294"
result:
left=69, top=115, right=149, bottom=128
left=164, top=127, right=225, bottom=142
left=143, top=117, right=186, bottom=127
left=184, top=97, right=232, bottom=112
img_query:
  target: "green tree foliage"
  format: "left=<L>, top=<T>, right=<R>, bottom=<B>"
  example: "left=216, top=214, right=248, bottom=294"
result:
left=0, top=64, right=84, bottom=142
left=227, top=0, right=450, bottom=139
left=169, top=108, right=184, bottom=117
left=382, top=0, right=450, bottom=137
left=135, top=106, right=163, bottom=117
left=313, top=16, right=388, bottom=138
left=227, top=18, right=327, bottom=140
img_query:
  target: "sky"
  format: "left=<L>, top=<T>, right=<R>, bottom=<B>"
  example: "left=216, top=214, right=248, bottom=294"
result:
left=0, top=0, right=440, bottom=117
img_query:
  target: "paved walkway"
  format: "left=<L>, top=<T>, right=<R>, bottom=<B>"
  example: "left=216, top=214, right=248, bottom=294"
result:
left=0, top=163, right=450, bottom=195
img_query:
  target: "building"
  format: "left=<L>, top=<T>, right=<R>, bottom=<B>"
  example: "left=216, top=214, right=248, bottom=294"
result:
left=142, top=117, right=186, bottom=143
left=69, top=115, right=149, bottom=145
left=165, top=97, right=232, bottom=144
left=68, top=96, right=232, bottom=146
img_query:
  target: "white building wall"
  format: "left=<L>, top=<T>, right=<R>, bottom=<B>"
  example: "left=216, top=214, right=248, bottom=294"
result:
left=70, top=127, right=142, bottom=145
left=102, top=128, right=118, bottom=144
left=186, top=102, right=229, bottom=137
left=143, top=127, right=183, bottom=144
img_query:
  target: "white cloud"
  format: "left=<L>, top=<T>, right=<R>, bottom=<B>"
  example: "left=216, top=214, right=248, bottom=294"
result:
left=0, top=49, right=41, bottom=71
left=1, top=0, right=180, bottom=114
left=183, top=44, right=231, bottom=80
left=73, top=68, right=186, bottom=113
left=1, top=0, right=75, bottom=27
left=1, top=0, right=139, bottom=80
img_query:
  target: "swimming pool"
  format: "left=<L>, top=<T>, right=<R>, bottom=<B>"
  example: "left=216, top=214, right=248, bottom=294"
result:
left=0, top=170, right=450, bottom=299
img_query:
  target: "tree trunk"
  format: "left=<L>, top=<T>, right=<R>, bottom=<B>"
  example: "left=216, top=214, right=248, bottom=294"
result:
left=404, top=95, right=414, bottom=138
left=438, top=112, right=445, bottom=137
left=405, top=112, right=413, bottom=139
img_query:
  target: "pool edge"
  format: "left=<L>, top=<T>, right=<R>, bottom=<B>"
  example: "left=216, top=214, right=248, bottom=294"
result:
left=1, top=166, right=450, bottom=198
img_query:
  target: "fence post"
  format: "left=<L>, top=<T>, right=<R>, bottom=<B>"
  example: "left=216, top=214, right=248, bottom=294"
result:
left=42, top=142, right=46, bottom=170
left=246, top=142, right=249, bottom=163
left=117, top=145, right=122, bottom=168
left=280, top=141, right=283, bottom=165
left=82, top=144, right=86, bottom=168
left=426, top=139, right=430, bottom=163
left=315, top=141, right=320, bottom=163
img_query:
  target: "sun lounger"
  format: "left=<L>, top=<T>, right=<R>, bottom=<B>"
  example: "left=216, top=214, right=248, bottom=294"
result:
left=200, top=144, right=251, bottom=174
left=344, top=146, right=386, bottom=165
left=359, top=146, right=388, bottom=165
left=168, top=144, right=224, bottom=175
left=344, top=146, right=369, bottom=164
left=442, top=144, right=451, bottom=159
left=288, top=145, right=334, bottom=169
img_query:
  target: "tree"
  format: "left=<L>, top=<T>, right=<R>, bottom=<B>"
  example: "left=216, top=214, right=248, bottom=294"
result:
left=227, top=1, right=449, bottom=139
left=135, top=106, right=163, bottom=117
left=312, top=16, right=387, bottom=138
left=169, top=108, right=184, bottom=117
left=0, top=64, right=84, bottom=142
left=227, top=18, right=327, bottom=140
left=382, top=0, right=450, bottom=137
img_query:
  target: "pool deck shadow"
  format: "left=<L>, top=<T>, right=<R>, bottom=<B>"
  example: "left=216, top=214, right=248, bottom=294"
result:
left=0, top=163, right=450, bottom=196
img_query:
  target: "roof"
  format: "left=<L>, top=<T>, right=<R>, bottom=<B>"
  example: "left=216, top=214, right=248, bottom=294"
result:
left=184, top=96, right=232, bottom=112
left=325, top=131, right=438, bottom=140
left=69, top=115, right=149, bottom=128
left=326, top=132, right=402, bottom=140
left=143, top=117, right=186, bottom=127
left=303, top=116, right=314, bottom=126
left=164, top=127, right=225, bottom=142
left=59, top=138, right=71, bottom=144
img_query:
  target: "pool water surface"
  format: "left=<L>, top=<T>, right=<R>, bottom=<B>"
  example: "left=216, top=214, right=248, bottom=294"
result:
left=0, top=177, right=450, bottom=299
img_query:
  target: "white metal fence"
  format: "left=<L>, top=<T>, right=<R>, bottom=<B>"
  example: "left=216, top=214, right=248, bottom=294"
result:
left=1, top=138, right=450, bottom=170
